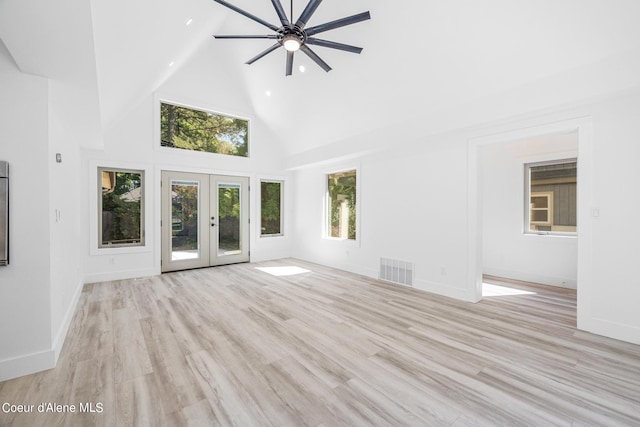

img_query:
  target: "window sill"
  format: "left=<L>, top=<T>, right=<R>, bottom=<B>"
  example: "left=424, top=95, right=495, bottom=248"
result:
left=323, top=236, right=361, bottom=247
left=91, top=244, right=152, bottom=256
left=523, top=232, right=577, bottom=239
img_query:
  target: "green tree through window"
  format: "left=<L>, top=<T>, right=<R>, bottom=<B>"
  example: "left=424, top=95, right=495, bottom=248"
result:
left=160, top=102, right=248, bottom=157
left=327, top=170, right=357, bottom=240
left=261, top=181, right=282, bottom=236
left=218, top=184, right=241, bottom=252
left=99, top=169, right=144, bottom=247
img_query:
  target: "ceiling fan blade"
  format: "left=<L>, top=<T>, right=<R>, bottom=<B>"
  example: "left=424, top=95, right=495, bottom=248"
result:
left=305, top=38, right=363, bottom=54
left=213, top=0, right=279, bottom=32
left=286, top=51, right=294, bottom=76
left=305, top=11, right=371, bottom=36
left=300, top=44, right=331, bottom=72
left=214, top=35, right=279, bottom=39
left=295, top=0, right=323, bottom=29
left=245, top=43, right=281, bottom=65
left=271, top=0, right=290, bottom=26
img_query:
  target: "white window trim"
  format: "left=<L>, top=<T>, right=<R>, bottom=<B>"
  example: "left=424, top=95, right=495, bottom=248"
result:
left=90, top=160, right=153, bottom=255
left=524, top=157, right=577, bottom=237
left=259, top=178, right=284, bottom=238
left=323, top=164, right=361, bottom=245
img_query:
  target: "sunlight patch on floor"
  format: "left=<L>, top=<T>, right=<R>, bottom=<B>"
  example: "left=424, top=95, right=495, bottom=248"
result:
left=255, top=266, right=312, bottom=276
left=483, top=282, right=537, bottom=297
left=171, top=250, right=199, bottom=261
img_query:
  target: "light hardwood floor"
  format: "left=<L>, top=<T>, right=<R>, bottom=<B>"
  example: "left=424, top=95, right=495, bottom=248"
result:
left=1, top=259, right=639, bottom=426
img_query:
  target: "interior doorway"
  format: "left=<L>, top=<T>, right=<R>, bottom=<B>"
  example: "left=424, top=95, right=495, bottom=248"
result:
left=161, top=171, right=250, bottom=272
left=479, top=132, right=578, bottom=290
left=467, top=116, right=593, bottom=321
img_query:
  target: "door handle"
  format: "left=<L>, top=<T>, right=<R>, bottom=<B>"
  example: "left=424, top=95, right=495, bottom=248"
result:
left=211, top=216, right=216, bottom=227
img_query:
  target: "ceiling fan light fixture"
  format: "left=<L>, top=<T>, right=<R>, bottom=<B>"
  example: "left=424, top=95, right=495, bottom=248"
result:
left=282, top=35, right=301, bottom=52
left=211, top=0, right=371, bottom=75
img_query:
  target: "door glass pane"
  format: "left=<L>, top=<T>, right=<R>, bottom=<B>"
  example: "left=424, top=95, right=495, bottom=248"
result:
left=171, top=180, right=200, bottom=261
left=218, top=183, right=241, bottom=256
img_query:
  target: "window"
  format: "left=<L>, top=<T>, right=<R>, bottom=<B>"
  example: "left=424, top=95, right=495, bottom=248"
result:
left=525, top=159, right=577, bottom=234
left=160, top=102, right=248, bottom=157
left=260, top=180, right=283, bottom=237
left=327, top=169, right=357, bottom=240
left=98, top=168, right=144, bottom=247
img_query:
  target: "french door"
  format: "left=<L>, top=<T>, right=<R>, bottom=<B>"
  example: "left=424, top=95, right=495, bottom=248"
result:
left=161, top=171, right=250, bottom=272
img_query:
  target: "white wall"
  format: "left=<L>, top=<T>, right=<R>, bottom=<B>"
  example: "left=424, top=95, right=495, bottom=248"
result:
left=292, top=88, right=640, bottom=345
left=293, top=135, right=475, bottom=302
left=578, top=90, right=640, bottom=344
left=48, top=80, right=88, bottom=361
left=481, top=132, right=578, bottom=287
left=81, top=42, right=293, bottom=283
left=0, top=41, right=91, bottom=381
left=0, top=41, right=54, bottom=379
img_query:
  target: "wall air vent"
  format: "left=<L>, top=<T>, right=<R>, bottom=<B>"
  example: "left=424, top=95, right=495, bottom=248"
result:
left=379, top=257, right=414, bottom=287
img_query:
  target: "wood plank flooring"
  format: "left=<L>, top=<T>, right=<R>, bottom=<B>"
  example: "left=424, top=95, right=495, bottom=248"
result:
left=1, top=259, right=639, bottom=426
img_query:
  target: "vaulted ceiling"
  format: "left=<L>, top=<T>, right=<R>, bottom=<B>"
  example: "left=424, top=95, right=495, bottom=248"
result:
left=2, top=0, right=640, bottom=156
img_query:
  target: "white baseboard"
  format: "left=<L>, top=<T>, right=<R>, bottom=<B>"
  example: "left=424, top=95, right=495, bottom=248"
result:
left=413, top=278, right=479, bottom=303
left=483, top=267, right=577, bottom=289
left=323, top=260, right=378, bottom=281
left=295, top=255, right=377, bottom=281
left=52, top=279, right=84, bottom=362
left=295, top=255, right=478, bottom=303
left=578, top=316, right=640, bottom=346
left=0, top=349, right=56, bottom=382
left=0, top=279, right=85, bottom=382
left=84, top=267, right=158, bottom=284
left=250, top=251, right=294, bottom=264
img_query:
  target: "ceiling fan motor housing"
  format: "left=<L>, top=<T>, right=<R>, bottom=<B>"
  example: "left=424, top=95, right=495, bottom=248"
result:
left=280, top=26, right=305, bottom=50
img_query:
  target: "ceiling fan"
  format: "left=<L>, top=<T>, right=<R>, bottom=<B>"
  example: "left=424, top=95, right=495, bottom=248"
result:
left=212, top=0, right=371, bottom=76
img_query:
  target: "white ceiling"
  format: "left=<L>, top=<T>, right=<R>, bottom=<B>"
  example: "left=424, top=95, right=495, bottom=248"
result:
left=2, top=0, right=640, bottom=155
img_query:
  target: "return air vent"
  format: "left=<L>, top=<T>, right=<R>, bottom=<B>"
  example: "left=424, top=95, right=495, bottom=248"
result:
left=379, top=258, right=414, bottom=287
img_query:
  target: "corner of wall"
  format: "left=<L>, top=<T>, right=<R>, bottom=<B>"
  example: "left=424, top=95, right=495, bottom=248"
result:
left=414, top=278, right=480, bottom=303
left=0, top=278, right=83, bottom=382
left=0, top=350, right=56, bottom=383
left=578, top=317, right=640, bottom=346
left=52, top=278, right=84, bottom=362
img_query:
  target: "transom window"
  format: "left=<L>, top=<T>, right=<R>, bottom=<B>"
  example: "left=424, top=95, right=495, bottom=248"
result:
left=160, top=102, right=249, bottom=157
left=525, top=159, right=577, bottom=235
left=327, top=169, right=357, bottom=240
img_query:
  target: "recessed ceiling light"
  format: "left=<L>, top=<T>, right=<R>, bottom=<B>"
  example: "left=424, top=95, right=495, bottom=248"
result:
left=185, top=18, right=193, bottom=26
left=265, top=90, right=271, bottom=97
left=299, top=65, right=305, bottom=73
left=169, top=61, right=175, bottom=67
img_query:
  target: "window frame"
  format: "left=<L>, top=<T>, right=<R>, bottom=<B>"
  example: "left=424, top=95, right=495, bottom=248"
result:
left=259, top=179, right=284, bottom=238
left=97, top=167, right=145, bottom=248
left=156, top=98, right=251, bottom=158
left=530, top=191, right=554, bottom=226
left=324, top=166, right=360, bottom=243
left=524, top=158, right=577, bottom=236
